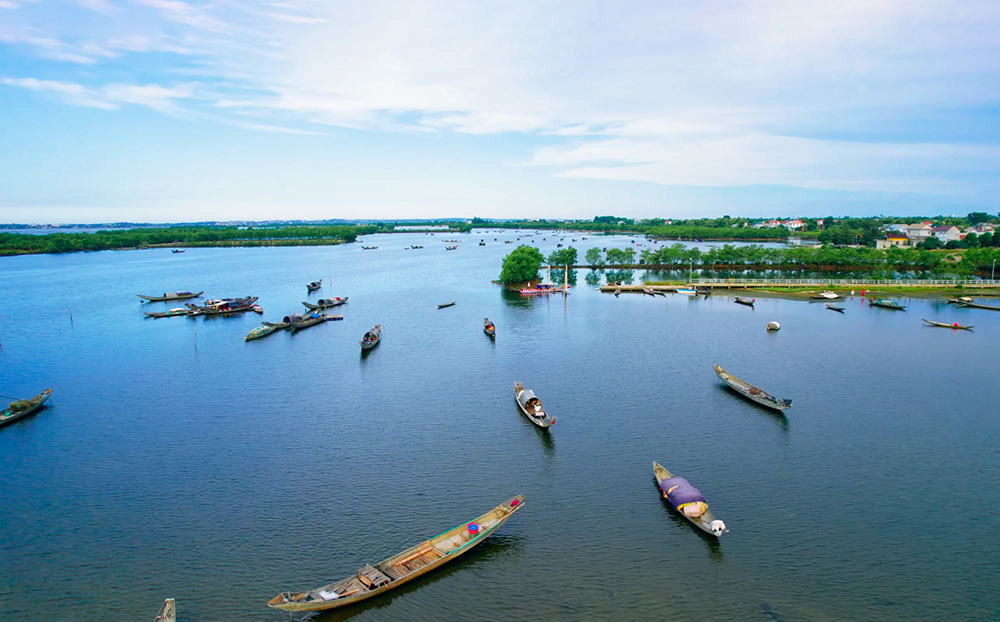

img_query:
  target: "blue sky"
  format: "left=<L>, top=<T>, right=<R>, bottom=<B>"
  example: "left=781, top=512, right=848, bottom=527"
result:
left=2, top=1, right=1000, bottom=223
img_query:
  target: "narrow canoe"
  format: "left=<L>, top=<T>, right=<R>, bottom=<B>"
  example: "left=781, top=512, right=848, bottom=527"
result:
left=138, top=291, right=203, bottom=302
left=267, top=496, right=525, bottom=612
left=652, top=461, right=726, bottom=537
left=291, top=313, right=343, bottom=331
left=1, top=388, right=53, bottom=428
left=734, top=297, right=755, bottom=307
left=153, top=598, right=175, bottom=622
left=514, top=382, right=556, bottom=428
left=483, top=317, right=495, bottom=338
left=145, top=308, right=189, bottom=318
left=307, top=279, right=323, bottom=292
left=361, top=324, right=382, bottom=350
left=825, top=304, right=845, bottom=313
left=438, top=301, right=456, bottom=309
left=870, top=299, right=906, bottom=310
left=955, top=300, right=1000, bottom=311
left=714, top=365, right=791, bottom=411
left=921, top=318, right=973, bottom=330
left=303, top=297, right=348, bottom=310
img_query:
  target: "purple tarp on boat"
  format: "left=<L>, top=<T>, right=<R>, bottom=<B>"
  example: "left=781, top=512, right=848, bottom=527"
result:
left=659, top=477, right=705, bottom=508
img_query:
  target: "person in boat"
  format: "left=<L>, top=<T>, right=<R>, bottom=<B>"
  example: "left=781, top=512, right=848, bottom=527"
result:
left=525, top=397, right=543, bottom=415
left=660, top=476, right=727, bottom=536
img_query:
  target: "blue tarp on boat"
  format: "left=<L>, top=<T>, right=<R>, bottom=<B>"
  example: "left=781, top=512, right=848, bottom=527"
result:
left=659, top=477, right=705, bottom=508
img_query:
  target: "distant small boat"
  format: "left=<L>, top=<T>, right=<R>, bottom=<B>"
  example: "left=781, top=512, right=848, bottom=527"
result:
left=291, top=312, right=343, bottom=331
left=185, top=296, right=260, bottom=316
left=171, top=249, right=185, bottom=254
left=307, top=279, right=322, bottom=292
left=445, top=245, right=458, bottom=250
left=267, top=496, right=525, bottom=612
left=138, top=291, right=203, bottom=302
left=946, top=296, right=974, bottom=305
left=519, top=283, right=568, bottom=295
left=714, top=365, right=791, bottom=411
left=734, top=297, right=755, bottom=307
left=922, top=318, right=973, bottom=330
left=766, top=321, right=780, bottom=331
left=479, top=241, right=486, bottom=246
left=483, top=317, right=495, bottom=338
left=825, top=304, right=845, bottom=313
left=810, top=291, right=839, bottom=299
left=245, top=324, right=277, bottom=341
left=870, top=299, right=905, bottom=310
left=361, top=324, right=382, bottom=350
left=514, top=382, right=555, bottom=428
left=410, top=245, right=424, bottom=249
left=1, top=388, right=52, bottom=428
left=676, top=287, right=696, bottom=296
left=652, top=461, right=727, bottom=537
left=438, top=301, right=456, bottom=309
left=303, top=297, right=348, bottom=310
left=144, top=307, right=189, bottom=319
left=361, top=246, right=378, bottom=250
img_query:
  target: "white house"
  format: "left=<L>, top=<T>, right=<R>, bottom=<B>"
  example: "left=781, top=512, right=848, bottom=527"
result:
left=931, top=225, right=962, bottom=243
left=906, top=222, right=933, bottom=244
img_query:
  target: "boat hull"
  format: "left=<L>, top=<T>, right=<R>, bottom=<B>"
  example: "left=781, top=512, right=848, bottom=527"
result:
left=138, top=291, right=203, bottom=302
left=652, top=461, right=722, bottom=537
left=714, top=365, right=790, bottom=411
left=1, top=388, right=53, bottom=428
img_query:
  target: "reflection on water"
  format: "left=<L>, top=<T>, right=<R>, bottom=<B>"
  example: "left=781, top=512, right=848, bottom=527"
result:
left=584, top=271, right=602, bottom=287
left=604, top=269, right=634, bottom=285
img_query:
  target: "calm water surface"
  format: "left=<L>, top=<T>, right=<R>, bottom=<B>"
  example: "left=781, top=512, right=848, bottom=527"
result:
left=1, top=231, right=997, bottom=621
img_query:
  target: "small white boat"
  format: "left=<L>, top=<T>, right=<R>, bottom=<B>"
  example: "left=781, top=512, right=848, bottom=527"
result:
left=766, top=321, right=780, bottom=331
left=676, top=287, right=696, bottom=296
left=811, top=291, right=839, bottom=300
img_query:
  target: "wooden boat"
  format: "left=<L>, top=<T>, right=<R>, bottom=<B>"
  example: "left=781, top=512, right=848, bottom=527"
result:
left=445, top=245, right=458, bottom=250
left=303, top=297, right=348, bottom=310
left=652, top=461, right=726, bottom=537
left=714, top=365, right=791, bottom=411
left=153, top=598, right=175, bottom=622
left=613, top=288, right=621, bottom=297
left=291, top=313, right=343, bottom=331
left=144, top=307, right=189, bottom=319
left=810, top=291, right=840, bottom=299
left=514, top=382, right=556, bottom=428
left=307, top=279, right=322, bottom=292
left=825, top=303, right=845, bottom=313
left=519, top=283, right=568, bottom=295
left=361, top=324, right=382, bottom=350
left=267, top=496, right=525, bottom=612
left=946, top=296, right=974, bottom=305
left=676, top=287, right=697, bottom=296
left=138, top=291, right=203, bottom=302
left=870, top=299, right=906, bottom=310
left=410, top=245, right=424, bottom=249
left=766, top=321, right=780, bottom=331
left=922, top=318, right=973, bottom=330
left=734, top=297, right=755, bottom=307
left=483, top=317, right=495, bottom=338
left=954, top=299, right=1000, bottom=311
left=186, top=296, right=260, bottom=316
left=171, top=249, right=184, bottom=254
left=361, top=245, right=378, bottom=250
left=438, top=301, right=456, bottom=309
left=1, top=388, right=52, bottom=428
left=245, top=324, right=277, bottom=341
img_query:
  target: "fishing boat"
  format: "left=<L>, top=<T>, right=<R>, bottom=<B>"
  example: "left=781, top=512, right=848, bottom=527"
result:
left=954, top=299, right=1000, bottom=311
left=513, top=382, right=556, bottom=428
left=153, top=598, right=175, bottom=622
left=361, top=245, right=378, bottom=250
left=519, top=283, right=568, bottom=296
left=438, top=301, right=456, bottom=309
left=361, top=324, right=382, bottom=350
left=922, top=318, right=973, bottom=330
left=445, top=245, right=458, bottom=251
left=302, top=297, right=348, bottom=310
left=171, top=249, right=184, bottom=254
left=676, top=287, right=697, bottom=296
left=714, top=365, right=791, bottom=411
left=810, top=291, right=840, bottom=300
left=267, top=496, right=525, bottom=612
left=641, top=286, right=665, bottom=297
left=613, top=288, right=621, bottom=297
left=946, top=296, right=974, bottom=305
left=766, top=321, right=780, bottom=331
left=138, top=291, right=203, bottom=302
left=825, top=304, right=845, bottom=313
left=291, top=313, right=343, bottom=331
left=144, top=308, right=189, bottom=319
left=734, top=297, right=755, bottom=307
left=410, top=245, right=424, bottom=249
left=652, top=461, right=726, bottom=537
left=186, top=296, right=260, bottom=316
left=1, top=388, right=52, bottom=428
left=245, top=324, right=277, bottom=341
left=870, top=299, right=906, bottom=310
left=307, top=279, right=322, bottom=293
left=483, top=317, right=495, bottom=338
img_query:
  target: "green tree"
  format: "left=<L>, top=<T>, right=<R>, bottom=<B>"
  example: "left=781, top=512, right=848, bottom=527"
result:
left=968, top=212, right=990, bottom=225
left=499, top=245, right=544, bottom=283
left=585, top=247, right=603, bottom=266
left=547, top=246, right=578, bottom=266
left=918, top=236, right=943, bottom=250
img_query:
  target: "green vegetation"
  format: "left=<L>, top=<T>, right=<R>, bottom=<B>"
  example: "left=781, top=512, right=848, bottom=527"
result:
left=547, top=246, right=578, bottom=266
left=585, top=247, right=604, bottom=266
left=0, top=225, right=377, bottom=256
left=605, top=247, right=636, bottom=264
left=499, top=245, right=544, bottom=283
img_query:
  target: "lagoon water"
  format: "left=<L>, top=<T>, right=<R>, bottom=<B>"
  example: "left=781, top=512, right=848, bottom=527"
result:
left=0, top=231, right=997, bottom=621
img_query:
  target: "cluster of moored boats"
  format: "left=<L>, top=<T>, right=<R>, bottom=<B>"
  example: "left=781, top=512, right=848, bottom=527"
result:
left=140, top=292, right=263, bottom=319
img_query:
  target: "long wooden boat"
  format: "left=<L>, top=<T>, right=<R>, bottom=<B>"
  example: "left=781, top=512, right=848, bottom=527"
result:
left=714, top=365, right=791, bottom=411
left=514, top=382, right=555, bottom=428
left=438, top=301, right=456, bottom=309
left=1, top=388, right=52, bottom=428
left=361, top=245, right=378, bottom=250
left=303, top=297, right=348, bottom=310
left=445, top=245, right=458, bottom=250
left=946, top=296, right=974, bottom=305
left=652, top=462, right=726, bottom=537
left=267, top=496, right=525, bottom=612
left=291, top=313, right=343, bottom=331
left=483, top=317, right=495, bottom=338
left=145, top=308, right=189, bottom=319
left=245, top=325, right=277, bottom=341
left=922, top=318, right=973, bottom=330
left=307, top=279, right=322, bottom=292
left=870, top=299, right=906, bottom=310
left=520, top=283, right=568, bottom=296
left=825, top=303, right=845, bottom=313
left=138, top=291, right=203, bottom=302
left=955, top=300, right=1000, bottom=311
left=153, top=598, right=175, bottom=622
left=361, top=324, right=382, bottom=350
left=734, top=297, right=755, bottom=307
left=186, top=297, right=260, bottom=316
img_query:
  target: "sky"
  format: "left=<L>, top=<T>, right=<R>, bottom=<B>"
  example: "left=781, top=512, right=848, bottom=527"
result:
left=2, top=1, right=1000, bottom=223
